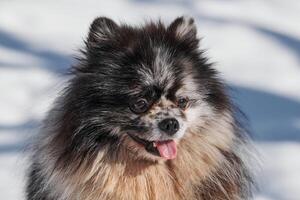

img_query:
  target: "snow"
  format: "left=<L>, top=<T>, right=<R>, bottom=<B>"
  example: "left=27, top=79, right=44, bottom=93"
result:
left=0, top=0, right=299, bottom=199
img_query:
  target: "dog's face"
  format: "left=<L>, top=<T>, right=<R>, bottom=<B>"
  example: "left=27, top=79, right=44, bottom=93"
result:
left=73, top=17, right=228, bottom=161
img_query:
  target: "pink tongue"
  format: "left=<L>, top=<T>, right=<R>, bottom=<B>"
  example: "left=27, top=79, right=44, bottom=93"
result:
left=154, top=140, right=177, bottom=160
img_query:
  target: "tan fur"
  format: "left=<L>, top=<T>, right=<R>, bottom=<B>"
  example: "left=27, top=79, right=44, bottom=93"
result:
left=47, top=112, right=237, bottom=200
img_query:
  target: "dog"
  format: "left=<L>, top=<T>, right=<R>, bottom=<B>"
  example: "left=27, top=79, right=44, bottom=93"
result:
left=26, top=16, right=254, bottom=200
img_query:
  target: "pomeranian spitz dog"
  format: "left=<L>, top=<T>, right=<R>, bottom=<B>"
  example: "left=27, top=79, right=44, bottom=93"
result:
left=26, top=16, right=254, bottom=200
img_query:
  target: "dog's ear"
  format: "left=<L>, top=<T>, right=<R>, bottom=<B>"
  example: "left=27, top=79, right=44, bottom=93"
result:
left=87, top=17, right=119, bottom=44
left=168, top=16, right=197, bottom=41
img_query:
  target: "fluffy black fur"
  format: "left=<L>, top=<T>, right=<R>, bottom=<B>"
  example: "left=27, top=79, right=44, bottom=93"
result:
left=26, top=16, right=254, bottom=200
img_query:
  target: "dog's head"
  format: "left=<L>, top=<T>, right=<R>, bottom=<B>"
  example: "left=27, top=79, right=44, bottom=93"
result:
left=72, top=17, right=229, bottom=161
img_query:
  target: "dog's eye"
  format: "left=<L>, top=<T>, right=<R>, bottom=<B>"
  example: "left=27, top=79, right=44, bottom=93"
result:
left=130, top=98, right=149, bottom=114
left=177, top=97, right=189, bottom=109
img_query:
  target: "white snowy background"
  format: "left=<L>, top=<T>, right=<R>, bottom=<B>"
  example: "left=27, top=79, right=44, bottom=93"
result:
left=0, top=0, right=299, bottom=199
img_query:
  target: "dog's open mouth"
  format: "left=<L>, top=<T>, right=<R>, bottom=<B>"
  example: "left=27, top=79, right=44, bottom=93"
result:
left=128, top=134, right=177, bottom=160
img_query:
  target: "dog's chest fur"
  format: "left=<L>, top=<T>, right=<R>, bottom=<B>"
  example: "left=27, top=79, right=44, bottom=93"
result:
left=62, top=131, right=233, bottom=200
left=85, top=161, right=192, bottom=200
left=71, top=155, right=201, bottom=200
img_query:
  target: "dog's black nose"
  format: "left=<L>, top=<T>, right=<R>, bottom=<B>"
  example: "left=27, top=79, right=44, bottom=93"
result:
left=158, top=118, right=179, bottom=135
